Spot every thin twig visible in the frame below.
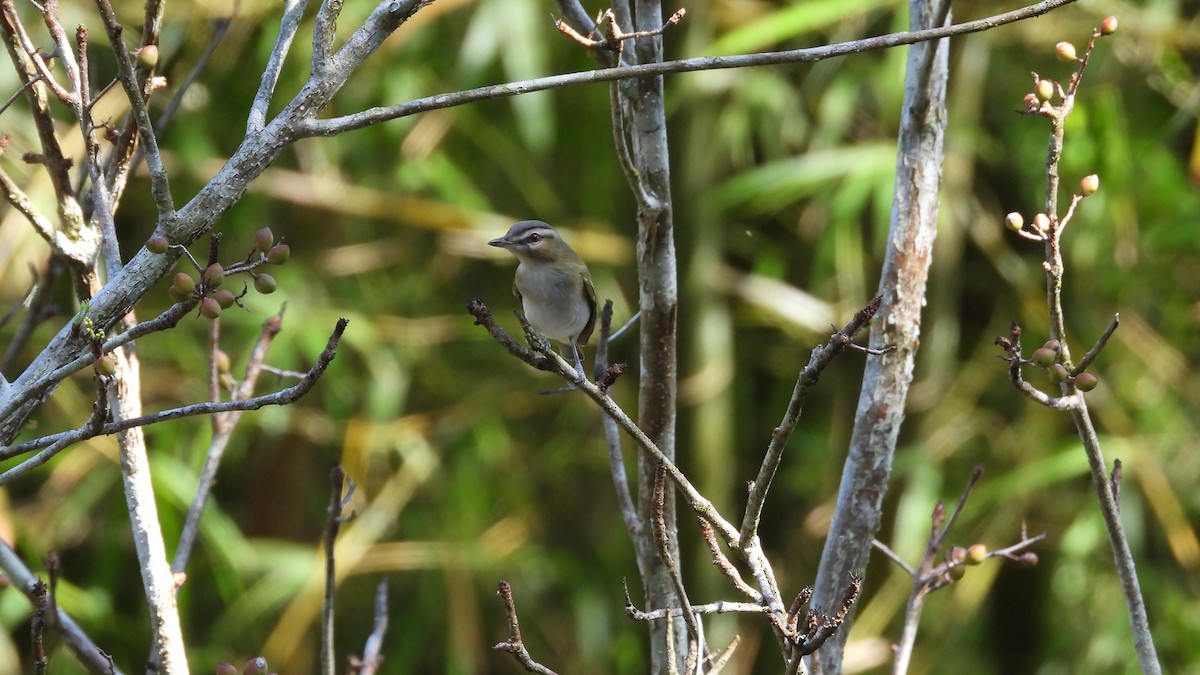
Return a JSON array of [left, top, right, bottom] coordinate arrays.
[[249, 0, 308, 134], [93, 0, 175, 218], [353, 578, 389, 675], [930, 464, 984, 551], [172, 311, 286, 576], [652, 464, 702, 668], [740, 295, 882, 548], [321, 465, 351, 675], [0, 540, 120, 675], [493, 581, 558, 675], [0, 318, 347, 473], [1071, 313, 1119, 376], [299, 0, 1081, 137]]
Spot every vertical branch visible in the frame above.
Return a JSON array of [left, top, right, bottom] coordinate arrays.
[[619, 0, 684, 670], [110, 348, 190, 675], [808, 0, 950, 671], [173, 312, 285, 576], [322, 466, 352, 675], [94, 0, 175, 219]]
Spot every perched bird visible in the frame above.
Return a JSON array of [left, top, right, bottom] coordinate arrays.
[[489, 220, 596, 378]]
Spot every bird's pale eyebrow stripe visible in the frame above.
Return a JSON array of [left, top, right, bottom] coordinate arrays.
[[518, 227, 555, 243]]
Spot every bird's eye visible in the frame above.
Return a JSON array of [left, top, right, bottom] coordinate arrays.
[[529, 233, 541, 243]]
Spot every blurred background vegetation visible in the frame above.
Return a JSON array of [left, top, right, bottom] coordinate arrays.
[[0, 0, 1197, 672]]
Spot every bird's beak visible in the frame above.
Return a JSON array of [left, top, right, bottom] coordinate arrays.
[[488, 237, 509, 248]]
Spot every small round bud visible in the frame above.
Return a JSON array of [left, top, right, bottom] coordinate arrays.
[[1022, 93, 1039, 109], [949, 545, 967, 564], [254, 274, 277, 294], [1080, 174, 1099, 196], [243, 657, 268, 675], [1035, 79, 1055, 101], [200, 297, 222, 319], [215, 350, 232, 374], [172, 272, 196, 295], [95, 355, 116, 377], [949, 564, 966, 580], [1042, 339, 1060, 352], [1055, 41, 1078, 62], [1031, 347, 1057, 368], [267, 244, 290, 265], [1048, 363, 1070, 384], [1100, 16, 1118, 35], [1005, 212, 1024, 231], [215, 664, 238, 675], [1074, 371, 1099, 391], [145, 235, 169, 254], [135, 44, 159, 68], [203, 263, 225, 288], [1033, 213, 1051, 232], [966, 544, 988, 565], [213, 288, 236, 309], [254, 227, 274, 252], [1015, 552, 1039, 567]]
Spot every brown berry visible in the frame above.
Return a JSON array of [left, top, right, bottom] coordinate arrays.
[[1080, 174, 1099, 196], [1023, 93, 1039, 110], [254, 227, 274, 252], [95, 355, 116, 377], [200, 297, 222, 319], [1042, 339, 1060, 352], [146, 235, 169, 254], [135, 44, 159, 68], [949, 564, 966, 580], [254, 274, 277, 294], [1074, 372, 1099, 391], [172, 272, 196, 295], [1048, 363, 1070, 384], [1055, 41, 1078, 62], [1033, 213, 1051, 232], [1035, 79, 1055, 101], [1015, 552, 1039, 567], [1031, 347, 1057, 368], [966, 544, 988, 565], [213, 288, 236, 309], [203, 263, 225, 288], [1100, 16, 1118, 35], [266, 244, 290, 265], [215, 350, 232, 374], [215, 664, 238, 675], [243, 657, 268, 675]]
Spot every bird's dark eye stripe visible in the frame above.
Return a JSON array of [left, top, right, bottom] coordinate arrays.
[[521, 229, 552, 244]]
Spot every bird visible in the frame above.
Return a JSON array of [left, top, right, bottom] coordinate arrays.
[[489, 220, 597, 379]]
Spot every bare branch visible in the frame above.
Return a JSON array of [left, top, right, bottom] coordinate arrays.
[[93, 0, 175, 218], [172, 311, 286, 576], [301, 0, 1080, 137], [249, 0, 308, 135], [322, 465, 351, 675], [1072, 313, 1119, 376], [351, 578, 389, 675], [493, 581, 558, 675], [740, 296, 882, 547], [0, 318, 347, 472]]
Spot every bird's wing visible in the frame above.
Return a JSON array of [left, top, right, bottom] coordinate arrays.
[[578, 271, 597, 346]]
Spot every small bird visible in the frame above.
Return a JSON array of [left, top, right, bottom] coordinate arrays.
[[489, 220, 597, 379]]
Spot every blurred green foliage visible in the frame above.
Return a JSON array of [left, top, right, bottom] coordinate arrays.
[[0, 0, 1197, 673]]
